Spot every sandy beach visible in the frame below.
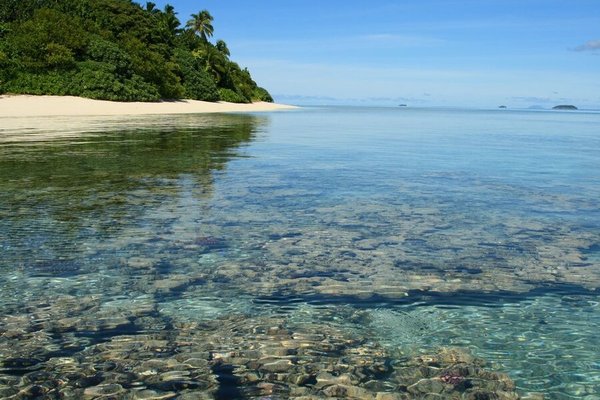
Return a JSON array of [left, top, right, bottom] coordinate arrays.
[[0, 95, 297, 139], [0, 95, 296, 118]]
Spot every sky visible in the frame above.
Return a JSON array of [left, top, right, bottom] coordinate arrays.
[[153, 0, 600, 108]]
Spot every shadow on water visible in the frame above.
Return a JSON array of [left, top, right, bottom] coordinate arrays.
[[254, 282, 600, 309]]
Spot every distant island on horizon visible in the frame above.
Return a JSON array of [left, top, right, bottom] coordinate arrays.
[[552, 105, 578, 110], [0, 0, 272, 103]]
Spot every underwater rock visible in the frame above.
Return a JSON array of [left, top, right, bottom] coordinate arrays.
[[315, 372, 356, 388], [30, 259, 82, 277], [389, 347, 521, 399], [0, 302, 524, 399], [130, 389, 178, 399], [126, 257, 155, 269], [151, 274, 205, 293], [407, 378, 445, 395], [259, 359, 295, 373], [321, 383, 372, 398], [375, 393, 406, 400], [194, 236, 225, 246], [83, 383, 125, 398]]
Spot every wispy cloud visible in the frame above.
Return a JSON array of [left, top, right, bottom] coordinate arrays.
[[273, 94, 428, 106], [241, 57, 599, 107], [274, 94, 339, 102], [230, 33, 445, 56], [366, 96, 427, 103], [510, 96, 571, 104], [572, 39, 600, 52], [359, 34, 444, 46], [511, 96, 552, 104]]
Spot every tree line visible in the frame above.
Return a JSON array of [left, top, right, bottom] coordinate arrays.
[[0, 0, 273, 102]]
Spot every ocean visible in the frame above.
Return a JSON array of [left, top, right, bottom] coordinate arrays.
[[1, 106, 599, 399]]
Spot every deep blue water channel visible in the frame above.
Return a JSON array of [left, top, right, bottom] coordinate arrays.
[[1, 107, 599, 399]]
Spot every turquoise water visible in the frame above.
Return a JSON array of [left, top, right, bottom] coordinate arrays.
[[0, 107, 599, 399]]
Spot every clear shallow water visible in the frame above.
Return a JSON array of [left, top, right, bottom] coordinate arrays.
[[0, 107, 599, 399]]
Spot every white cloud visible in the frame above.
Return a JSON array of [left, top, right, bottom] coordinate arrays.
[[573, 39, 600, 52]]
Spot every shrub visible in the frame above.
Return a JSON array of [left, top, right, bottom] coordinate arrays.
[[218, 88, 249, 103], [86, 37, 131, 74], [5, 8, 88, 69], [181, 68, 219, 101], [0, 22, 9, 37], [2, 71, 73, 95], [45, 43, 75, 68], [252, 87, 273, 102], [121, 36, 183, 99], [3, 63, 161, 101], [156, 60, 184, 99], [0, 49, 9, 88], [174, 48, 219, 101], [71, 62, 160, 101]]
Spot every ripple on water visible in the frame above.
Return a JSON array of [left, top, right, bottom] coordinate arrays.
[[1, 110, 600, 398], [368, 293, 600, 397]]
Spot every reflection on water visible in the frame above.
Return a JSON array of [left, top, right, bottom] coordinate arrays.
[[0, 114, 263, 277], [1, 108, 599, 399]]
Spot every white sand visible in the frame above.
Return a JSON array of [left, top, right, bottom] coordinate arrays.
[[0, 95, 296, 117], [0, 95, 297, 142]]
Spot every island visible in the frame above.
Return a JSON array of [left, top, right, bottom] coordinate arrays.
[[0, 1, 273, 104], [498, 105, 507, 109], [552, 105, 578, 110]]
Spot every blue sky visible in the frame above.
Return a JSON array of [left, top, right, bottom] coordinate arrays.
[[154, 0, 599, 108]]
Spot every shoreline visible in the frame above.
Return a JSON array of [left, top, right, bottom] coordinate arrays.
[[0, 95, 297, 118]]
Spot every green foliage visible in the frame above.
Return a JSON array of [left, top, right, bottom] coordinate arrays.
[[0, 47, 14, 91], [174, 48, 219, 101], [2, 63, 160, 101], [86, 37, 131, 74], [193, 43, 228, 86], [215, 39, 230, 57], [252, 87, 274, 102], [45, 43, 75, 68], [0, 0, 271, 102], [71, 62, 160, 101], [0, 22, 9, 38], [230, 66, 257, 101], [2, 70, 74, 96], [121, 36, 183, 99], [0, 0, 49, 23], [218, 88, 250, 103], [0, 48, 7, 66], [5, 8, 88, 70]]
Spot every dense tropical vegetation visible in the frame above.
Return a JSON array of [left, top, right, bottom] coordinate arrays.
[[0, 0, 273, 102]]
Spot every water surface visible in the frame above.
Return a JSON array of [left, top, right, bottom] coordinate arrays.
[[1, 107, 599, 399]]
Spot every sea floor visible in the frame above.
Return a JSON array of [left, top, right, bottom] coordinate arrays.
[[1, 108, 599, 399]]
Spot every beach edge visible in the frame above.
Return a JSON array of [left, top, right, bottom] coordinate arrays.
[[0, 95, 298, 118]]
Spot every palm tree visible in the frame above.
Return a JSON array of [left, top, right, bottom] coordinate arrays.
[[193, 43, 227, 84], [215, 39, 230, 57], [186, 10, 214, 42], [162, 4, 180, 35], [145, 2, 158, 13]]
